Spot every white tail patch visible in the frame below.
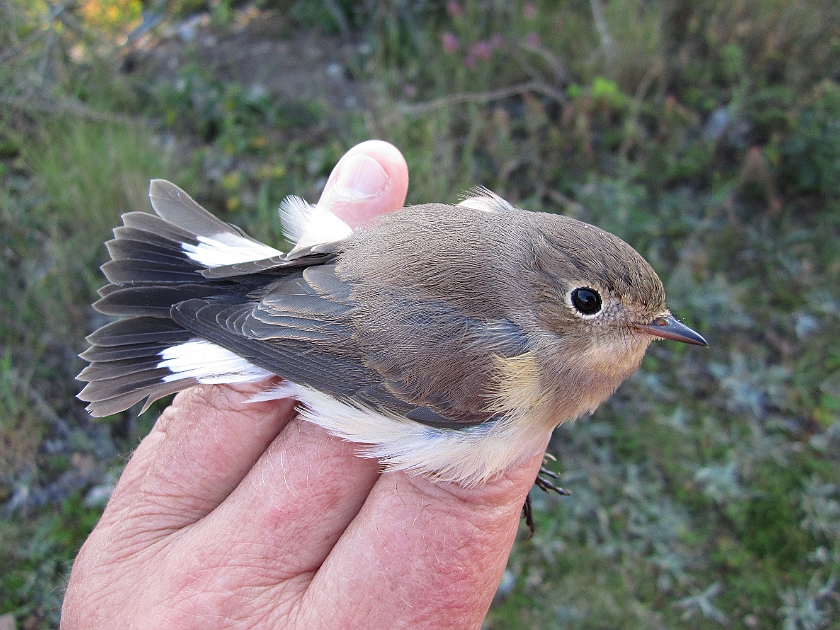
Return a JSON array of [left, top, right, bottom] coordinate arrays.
[[250, 381, 553, 487], [159, 340, 273, 384], [279, 196, 353, 256], [182, 234, 283, 268]]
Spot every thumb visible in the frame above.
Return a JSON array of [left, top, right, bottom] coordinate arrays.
[[317, 140, 409, 228]]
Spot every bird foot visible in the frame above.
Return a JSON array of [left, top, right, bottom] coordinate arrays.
[[521, 458, 571, 537]]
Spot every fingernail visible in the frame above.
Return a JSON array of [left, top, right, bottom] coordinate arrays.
[[334, 154, 389, 198]]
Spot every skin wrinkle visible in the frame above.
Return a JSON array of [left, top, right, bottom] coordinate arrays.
[[92, 435, 163, 530], [136, 384, 295, 519], [258, 427, 298, 498], [261, 602, 300, 630], [313, 585, 375, 630], [200, 422, 378, 584], [312, 477, 503, 627], [305, 463, 529, 628], [414, 495, 484, 569], [264, 423, 357, 507], [295, 572, 345, 628], [277, 448, 293, 495], [103, 512, 176, 563], [134, 476, 210, 523], [156, 545, 286, 628], [108, 492, 189, 552]]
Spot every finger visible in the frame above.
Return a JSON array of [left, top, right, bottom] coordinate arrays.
[[301, 440, 551, 629], [317, 139, 409, 228], [181, 419, 381, 585], [115, 382, 298, 538]]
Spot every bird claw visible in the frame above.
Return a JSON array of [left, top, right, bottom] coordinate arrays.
[[521, 457, 571, 537], [535, 467, 570, 496]]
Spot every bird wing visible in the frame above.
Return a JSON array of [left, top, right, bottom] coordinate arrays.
[[169, 263, 514, 427], [79, 180, 519, 428]]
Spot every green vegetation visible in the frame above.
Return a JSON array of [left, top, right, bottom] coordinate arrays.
[[1, 0, 839, 627]]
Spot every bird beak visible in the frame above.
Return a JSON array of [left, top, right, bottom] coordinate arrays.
[[635, 314, 708, 346]]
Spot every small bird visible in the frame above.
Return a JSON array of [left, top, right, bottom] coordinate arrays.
[[78, 181, 706, 487]]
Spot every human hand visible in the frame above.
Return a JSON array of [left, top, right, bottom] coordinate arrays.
[[61, 140, 548, 629]]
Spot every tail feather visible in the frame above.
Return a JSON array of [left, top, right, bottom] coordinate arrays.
[[78, 180, 286, 417], [79, 199, 214, 416], [78, 356, 164, 381], [149, 178, 264, 244], [79, 317, 197, 408], [112, 225, 195, 250], [82, 379, 198, 418], [78, 323, 202, 416], [101, 258, 205, 284], [79, 368, 176, 400], [93, 284, 228, 317], [78, 327, 203, 415], [121, 210, 199, 244], [80, 341, 173, 362], [86, 317, 191, 347], [105, 237, 195, 265]]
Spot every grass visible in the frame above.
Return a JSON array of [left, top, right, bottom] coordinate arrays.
[[1, 0, 839, 627]]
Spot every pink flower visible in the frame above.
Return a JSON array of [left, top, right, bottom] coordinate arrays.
[[446, 1, 462, 17], [525, 32, 539, 47], [490, 33, 504, 49], [472, 40, 492, 61], [523, 2, 537, 19], [442, 31, 459, 54], [464, 54, 476, 69]]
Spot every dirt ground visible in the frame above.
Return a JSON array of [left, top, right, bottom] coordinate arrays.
[[125, 6, 365, 112]]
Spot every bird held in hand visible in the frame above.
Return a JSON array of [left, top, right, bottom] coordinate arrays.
[[78, 181, 706, 486]]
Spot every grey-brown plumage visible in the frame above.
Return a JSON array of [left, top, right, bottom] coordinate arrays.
[[340, 202, 670, 426], [78, 180, 706, 485]]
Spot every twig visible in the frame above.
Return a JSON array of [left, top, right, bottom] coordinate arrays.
[[0, 94, 135, 124], [617, 60, 663, 160], [124, 10, 165, 46], [46, 0, 75, 22], [321, 0, 351, 38], [390, 80, 568, 123], [546, 188, 587, 216], [6, 368, 72, 439], [518, 42, 572, 86], [37, 24, 58, 88], [0, 23, 46, 65], [0, 0, 74, 65], [589, 0, 613, 53]]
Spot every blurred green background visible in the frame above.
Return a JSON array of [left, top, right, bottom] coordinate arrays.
[[1, 0, 839, 627]]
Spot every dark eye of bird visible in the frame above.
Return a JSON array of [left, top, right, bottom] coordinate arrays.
[[571, 287, 602, 315]]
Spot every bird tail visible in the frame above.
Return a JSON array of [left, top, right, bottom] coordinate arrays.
[[77, 180, 282, 417]]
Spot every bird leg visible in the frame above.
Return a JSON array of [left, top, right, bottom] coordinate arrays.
[[522, 494, 536, 537], [521, 456, 571, 537]]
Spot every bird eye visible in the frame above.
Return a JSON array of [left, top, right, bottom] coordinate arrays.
[[571, 287, 602, 315]]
